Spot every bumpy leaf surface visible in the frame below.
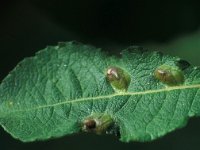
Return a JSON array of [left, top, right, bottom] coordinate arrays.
[[0, 41, 200, 142]]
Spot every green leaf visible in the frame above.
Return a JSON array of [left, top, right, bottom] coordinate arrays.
[[0, 41, 200, 142]]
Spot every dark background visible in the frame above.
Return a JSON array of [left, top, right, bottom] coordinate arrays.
[[1, 0, 200, 150]]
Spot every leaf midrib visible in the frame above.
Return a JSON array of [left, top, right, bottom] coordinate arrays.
[[2, 84, 200, 113]]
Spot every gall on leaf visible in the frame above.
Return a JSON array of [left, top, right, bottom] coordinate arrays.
[[82, 114, 114, 135], [106, 67, 131, 92], [154, 63, 185, 86]]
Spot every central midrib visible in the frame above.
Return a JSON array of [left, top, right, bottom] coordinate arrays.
[[3, 84, 200, 113]]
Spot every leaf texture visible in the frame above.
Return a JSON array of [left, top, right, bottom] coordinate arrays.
[[0, 41, 200, 142]]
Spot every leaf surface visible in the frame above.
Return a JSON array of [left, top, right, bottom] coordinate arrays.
[[0, 41, 200, 142]]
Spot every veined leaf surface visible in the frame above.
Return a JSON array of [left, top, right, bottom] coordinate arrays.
[[0, 41, 200, 142]]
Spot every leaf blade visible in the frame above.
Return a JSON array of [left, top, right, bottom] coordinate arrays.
[[0, 41, 200, 142]]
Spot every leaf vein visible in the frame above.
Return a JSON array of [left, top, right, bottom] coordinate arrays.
[[7, 84, 200, 113]]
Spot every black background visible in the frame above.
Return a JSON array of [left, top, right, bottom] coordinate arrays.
[[1, 0, 200, 150]]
